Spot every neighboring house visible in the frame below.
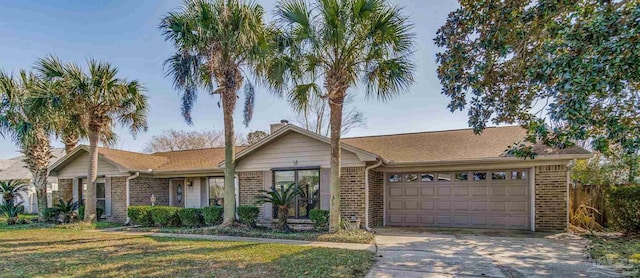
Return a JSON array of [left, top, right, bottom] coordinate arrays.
[[0, 148, 65, 213], [48, 122, 590, 231]]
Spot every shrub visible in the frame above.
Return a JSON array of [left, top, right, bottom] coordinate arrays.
[[607, 186, 640, 234], [128, 206, 154, 227], [309, 209, 330, 230], [78, 204, 85, 221], [238, 206, 260, 227], [0, 200, 24, 225], [41, 208, 58, 223], [150, 206, 181, 227], [202, 206, 224, 225], [178, 208, 204, 227]]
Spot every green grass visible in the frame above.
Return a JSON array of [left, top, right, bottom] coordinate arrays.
[[0, 215, 122, 231], [0, 228, 374, 277], [588, 235, 640, 277], [127, 226, 376, 244]]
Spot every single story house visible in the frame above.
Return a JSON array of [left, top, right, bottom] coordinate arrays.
[[0, 148, 65, 213], [48, 122, 590, 231]]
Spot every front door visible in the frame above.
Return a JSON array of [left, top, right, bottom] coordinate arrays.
[[170, 179, 185, 207]]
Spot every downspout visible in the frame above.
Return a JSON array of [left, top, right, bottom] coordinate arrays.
[[234, 173, 240, 220], [566, 159, 578, 231], [364, 159, 383, 231], [125, 172, 140, 225]]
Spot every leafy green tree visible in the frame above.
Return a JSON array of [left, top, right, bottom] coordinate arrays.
[[0, 71, 57, 217], [265, 0, 415, 231], [435, 1, 640, 182], [36, 57, 149, 222], [160, 0, 268, 225]]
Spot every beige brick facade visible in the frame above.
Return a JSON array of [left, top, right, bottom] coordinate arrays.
[[340, 167, 366, 225], [535, 165, 568, 231], [108, 177, 127, 223], [238, 171, 264, 206], [368, 170, 384, 227], [57, 178, 73, 202]]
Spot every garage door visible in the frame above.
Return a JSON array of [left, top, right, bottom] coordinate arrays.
[[386, 170, 529, 229]]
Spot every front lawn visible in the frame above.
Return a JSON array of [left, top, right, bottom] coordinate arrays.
[[588, 235, 640, 277], [0, 227, 374, 277], [126, 225, 376, 244]]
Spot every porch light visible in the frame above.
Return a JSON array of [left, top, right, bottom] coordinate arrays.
[[186, 178, 192, 187], [150, 194, 156, 206]]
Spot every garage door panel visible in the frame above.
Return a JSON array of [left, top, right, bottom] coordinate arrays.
[[405, 200, 419, 210], [386, 170, 529, 229], [421, 187, 435, 196]]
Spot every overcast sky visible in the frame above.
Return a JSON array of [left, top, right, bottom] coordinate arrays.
[[0, 0, 469, 159]]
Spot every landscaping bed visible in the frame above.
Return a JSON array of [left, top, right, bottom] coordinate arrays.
[[124, 225, 376, 244], [587, 235, 640, 277], [0, 227, 374, 277]]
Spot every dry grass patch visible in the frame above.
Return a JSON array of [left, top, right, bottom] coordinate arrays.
[[0, 228, 373, 277], [588, 235, 640, 277]]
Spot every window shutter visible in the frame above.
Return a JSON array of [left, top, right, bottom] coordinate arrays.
[[105, 177, 112, 216]]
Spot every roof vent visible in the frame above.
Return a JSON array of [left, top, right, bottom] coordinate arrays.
[[270, 120, 289, 133]]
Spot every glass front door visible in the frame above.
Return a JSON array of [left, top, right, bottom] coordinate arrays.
[[273, 169, 320, 219]]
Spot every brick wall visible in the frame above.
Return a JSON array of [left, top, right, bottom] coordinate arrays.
[[57, 178, 73, 202], [129, 177, 170, 206], [535, 165, 568, 231], [109, 177, 127, 223], [340, 167, 366, 226], [238, 171, 264, 206], [368, 170, 384, 227]]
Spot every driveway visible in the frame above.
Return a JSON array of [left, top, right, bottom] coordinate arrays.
[[367, 230, 621, 278]]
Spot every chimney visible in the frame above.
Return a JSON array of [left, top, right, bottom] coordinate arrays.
[[270, 119, 289, 133]]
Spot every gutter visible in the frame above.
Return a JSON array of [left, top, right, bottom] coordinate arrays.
[[125, 171, 140, 225], [364, 159, 383, 231], [384, 154, 593, 167], [234, 173, 239, 220]]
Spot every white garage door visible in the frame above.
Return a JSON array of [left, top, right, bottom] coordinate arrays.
[[386, 170, 530, 230]]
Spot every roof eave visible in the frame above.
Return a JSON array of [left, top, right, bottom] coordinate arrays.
[[385, 153, 592, 167]]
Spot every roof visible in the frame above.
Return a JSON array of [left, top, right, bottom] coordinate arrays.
[[49, 125, 591, 176], [0, 148, 65, 181], [342, 126, 591, 163]]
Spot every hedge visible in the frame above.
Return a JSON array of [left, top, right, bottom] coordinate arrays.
[[238, 206, 260, 227], [178, 208, 204, 227], [128, 206, 154, 227], [150, 206, 182, 227], [607, 186, 640, 234], [309, 209, 330, 230], [202, 206, 224, 225]]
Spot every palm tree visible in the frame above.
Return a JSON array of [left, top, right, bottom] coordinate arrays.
[[36, 57, 149, 222], [159, 0, 268, 225], [265, 0, 415, 231], [0, 180, 29, 203], [0, 71, 57, 217], [255, 184, 301, 231]]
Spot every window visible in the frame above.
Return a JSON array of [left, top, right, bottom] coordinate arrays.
[[273, 169, 320, 219], [511, 171, 527, 180], [421, 173, 435, 182], [473, 172, 487, 181], [389, 174, 401, 182], [404, 174, 419, 182], [455, 172, 469, 181], [492, 172, 507, 180], [438, 173, 452, 181], [96, 178, 106, 219], [208, 178, 224, 206]]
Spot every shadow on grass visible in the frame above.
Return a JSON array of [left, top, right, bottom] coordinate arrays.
[[0, 229, 374, 278]]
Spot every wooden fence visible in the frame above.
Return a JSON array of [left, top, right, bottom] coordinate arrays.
[[569, 184, 607, 226]]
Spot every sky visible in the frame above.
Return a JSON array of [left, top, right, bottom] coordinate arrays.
[[0, 0, 468, 159]]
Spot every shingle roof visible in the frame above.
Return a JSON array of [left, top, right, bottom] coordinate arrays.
[[342, 126, 590, 163], [151, 147, 246, 171], [0, 148, 65, 181]]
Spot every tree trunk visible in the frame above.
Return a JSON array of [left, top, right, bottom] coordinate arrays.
[[21, 128, 51, 218], [63, 134, 79, 154], [277, 205, 289, 231], [84, 130, 100, 222], [328, 92, 345, 232], [221, 89, 237, 226], [33, 169, 48, 215]]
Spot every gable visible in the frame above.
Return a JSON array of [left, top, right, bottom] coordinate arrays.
[[236, 132, 365, 171], [54, 151, 127, 178]]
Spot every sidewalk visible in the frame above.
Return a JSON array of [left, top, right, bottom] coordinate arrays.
[[97, 229, 376, 252]]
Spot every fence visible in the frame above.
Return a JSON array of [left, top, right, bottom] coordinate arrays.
[[569, 184, 607, 226]]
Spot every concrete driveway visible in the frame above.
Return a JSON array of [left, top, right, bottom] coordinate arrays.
[[367, 230, 621, 278]]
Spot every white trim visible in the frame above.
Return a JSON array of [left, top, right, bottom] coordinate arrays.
[[382, 173, 387, 227], [364, 160, 383, 231], [234, 174, 239, 220], [529, 167, 536, 231], [125, 172, 140, 224]]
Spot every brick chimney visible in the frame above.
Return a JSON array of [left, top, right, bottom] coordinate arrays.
[[270, 119, 289, 133]]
